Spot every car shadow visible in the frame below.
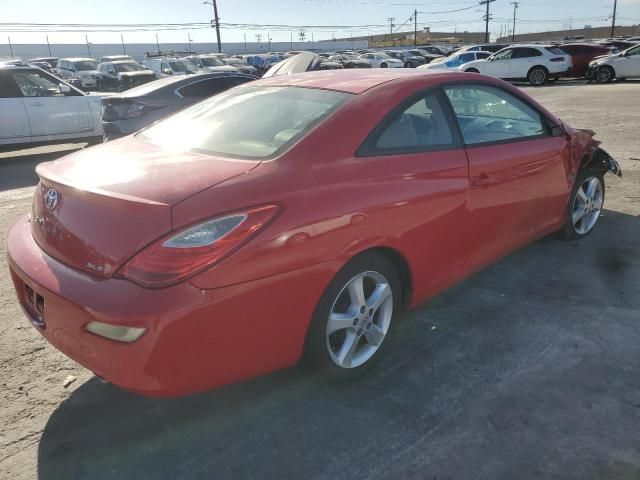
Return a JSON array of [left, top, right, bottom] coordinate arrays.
[[0, 144, 84, 192], [37, 209, 640, 480]]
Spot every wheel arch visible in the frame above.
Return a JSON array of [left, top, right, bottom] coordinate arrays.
[[528, 64, 549, 76]]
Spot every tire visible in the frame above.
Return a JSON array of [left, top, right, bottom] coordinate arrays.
[[527, 66, 548, 86], [303, 252, 401, 379], [380, 62, 388, 68], [595, 65, 615, 84], [465, 68, 479, 73], [404, 61, 414, 68], [559, 168, 605, 240]]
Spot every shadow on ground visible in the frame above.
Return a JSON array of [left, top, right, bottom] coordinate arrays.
[[37, 210, 640, 479]]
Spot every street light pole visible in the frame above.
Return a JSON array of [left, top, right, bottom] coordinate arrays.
[[611, 0, 618, 37], [414, 10, 417, 47], [203, 0, 222, 53], [46, 35, 52, 56], [511, 2, 519, 42]]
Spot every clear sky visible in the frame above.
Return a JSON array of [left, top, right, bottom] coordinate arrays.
[[2, 0, 640, 44]]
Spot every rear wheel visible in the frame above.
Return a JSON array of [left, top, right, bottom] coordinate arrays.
[[559, 169, 605, 240], [595, 66, 615, 83], [380, 62, 388, 68], [303, 252, 401, 379], [527, 66, 548, 86], [465, 68, 479, 73], [404, 61, 414, 68]]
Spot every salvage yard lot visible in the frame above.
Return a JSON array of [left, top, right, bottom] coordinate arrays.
[[1, 82, 639, 479]]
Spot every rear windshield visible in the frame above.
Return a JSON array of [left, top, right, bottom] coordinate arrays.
[[545, 47, 566, 55], [139, 86, 352, 159]]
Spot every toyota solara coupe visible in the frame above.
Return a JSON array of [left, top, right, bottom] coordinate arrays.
[[7, 70, 620, 397]]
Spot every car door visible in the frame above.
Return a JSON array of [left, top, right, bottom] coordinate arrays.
[[508, 47, 541, 78], [355, 89, 472, 299], [0, 70, 31, 144], [484, 48, 514, 77], [11, 69, 93, 139], [443, 83, 571, 262], [617, 45, 640, 77], [100, 63, 117, 89]]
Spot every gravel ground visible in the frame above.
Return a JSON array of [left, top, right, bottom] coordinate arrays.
[[1, 82, 639, 480]]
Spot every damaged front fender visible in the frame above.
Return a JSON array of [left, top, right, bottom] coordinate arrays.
[[584, 147, 622, 177], [565, 126, 622, 181]]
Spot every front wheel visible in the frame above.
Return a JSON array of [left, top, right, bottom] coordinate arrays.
[[303, 252, 401, 378], [380, 62, 388, 68], [559, 169, 605, 240], [595, 66, 614, 84], [528, 66, 548, 86]]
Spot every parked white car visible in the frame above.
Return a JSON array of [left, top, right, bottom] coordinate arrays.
[[143, 57, 198, 77], [182, 55, 237, 73], [589, 44, 640, 83], [55, 58, 100, 89], [0, 63, 103, 148], [358, 52, 404, 68], [419, 51, 492, 71], [460, 45, 572, 86]]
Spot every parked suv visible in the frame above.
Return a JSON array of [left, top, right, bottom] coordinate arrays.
[[144, 57, 198, 77], [55, 58, 100, 89], [183, 55, 237, 73], [461, 45, 571, 86], [97, 60, 157, 92], [0, 63, 103, 148], [558, 43, 611, 77]]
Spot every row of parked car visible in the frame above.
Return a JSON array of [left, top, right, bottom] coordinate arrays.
[[1, 37, 638, 150]]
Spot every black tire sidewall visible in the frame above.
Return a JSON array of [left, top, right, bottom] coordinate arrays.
[[302, 252, 402, 379], [559, 169, 605, 240]]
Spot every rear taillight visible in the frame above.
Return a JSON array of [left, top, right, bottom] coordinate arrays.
[[116, 205, 279, 288], [550, 57, 566, 62]]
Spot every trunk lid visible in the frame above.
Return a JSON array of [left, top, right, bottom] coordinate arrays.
[[32, 137, 261, 278]]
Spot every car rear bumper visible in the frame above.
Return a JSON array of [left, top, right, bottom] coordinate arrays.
[[7, 214, 337, 397]]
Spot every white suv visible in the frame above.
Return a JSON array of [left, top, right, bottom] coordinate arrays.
[[460, 45, 572, 86], [144, 58, 198, 77], [55, 58, 100, 89], [589, 44, 640, 83], [358, 52, 404, 68]]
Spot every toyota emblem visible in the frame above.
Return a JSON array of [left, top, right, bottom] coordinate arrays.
[[45, 189, 59, 210]]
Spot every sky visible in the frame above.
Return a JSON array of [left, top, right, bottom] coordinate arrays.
[[2, 0, 640, 45]]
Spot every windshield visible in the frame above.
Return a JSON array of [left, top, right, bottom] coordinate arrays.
[[115, 62, 144, 72], [169, 61, 197, 73], [139, 86, 352, 159], [73, 61, 97, 71], [200, 57, 225, 67]]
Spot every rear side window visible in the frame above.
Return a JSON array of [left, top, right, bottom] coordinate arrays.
[[476, 52, 491, 59], [359, 91, 457, 155], [513, 48, 542, 58], [444, 84, 547, 145], [459, 53, 475, 62], [177, 77, 252, 99], [140, 86, 351, 159], [546, 47, 566, 55], [12, 70, 64, 97]]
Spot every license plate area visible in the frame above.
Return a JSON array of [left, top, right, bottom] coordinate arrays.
[[23, 283, 46, 329]]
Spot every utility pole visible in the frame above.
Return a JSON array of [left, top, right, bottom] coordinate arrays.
[[155, 33, 160, 55], [413, 9, 418, 47], [8, 36, 14, 59], [387, 17, 395, 35], [268, 32, 271, 52], [510, 2, 519, 42], [479, 0, 495, 43], [611, 0, 618, 37], [204, 0, 222, 53], [187, 33, 193, 52], [85, 35, 91, 57], [243, 32, 247, 53], [46, 35, 51, 56], [121, 34, 126, 54], [299, 29, 306, 43]]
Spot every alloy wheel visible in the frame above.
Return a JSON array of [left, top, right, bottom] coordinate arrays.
[[596, 66, 613, 83], [572, 176, 603, 235], [325, 271, 393, 369], [529, 68, 547, 86]]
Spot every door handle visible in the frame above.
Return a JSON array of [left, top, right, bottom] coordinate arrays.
[[472, 173, 498, 187]]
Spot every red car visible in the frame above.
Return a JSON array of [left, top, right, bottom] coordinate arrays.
[[7, 69, 621, 397], [558, 43, 612, 77]]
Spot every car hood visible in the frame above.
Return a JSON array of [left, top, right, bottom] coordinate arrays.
[[591, 53, 617, 64], [32, 137, 262, 278], [263, 52, 324, 77]]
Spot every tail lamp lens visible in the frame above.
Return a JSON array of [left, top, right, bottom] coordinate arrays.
[[117, 205, 279, 288]]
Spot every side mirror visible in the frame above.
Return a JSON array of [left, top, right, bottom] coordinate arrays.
[[162, 68, 172, 75], [59, 83, 72, 95], [550, 125, 564, 137]]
